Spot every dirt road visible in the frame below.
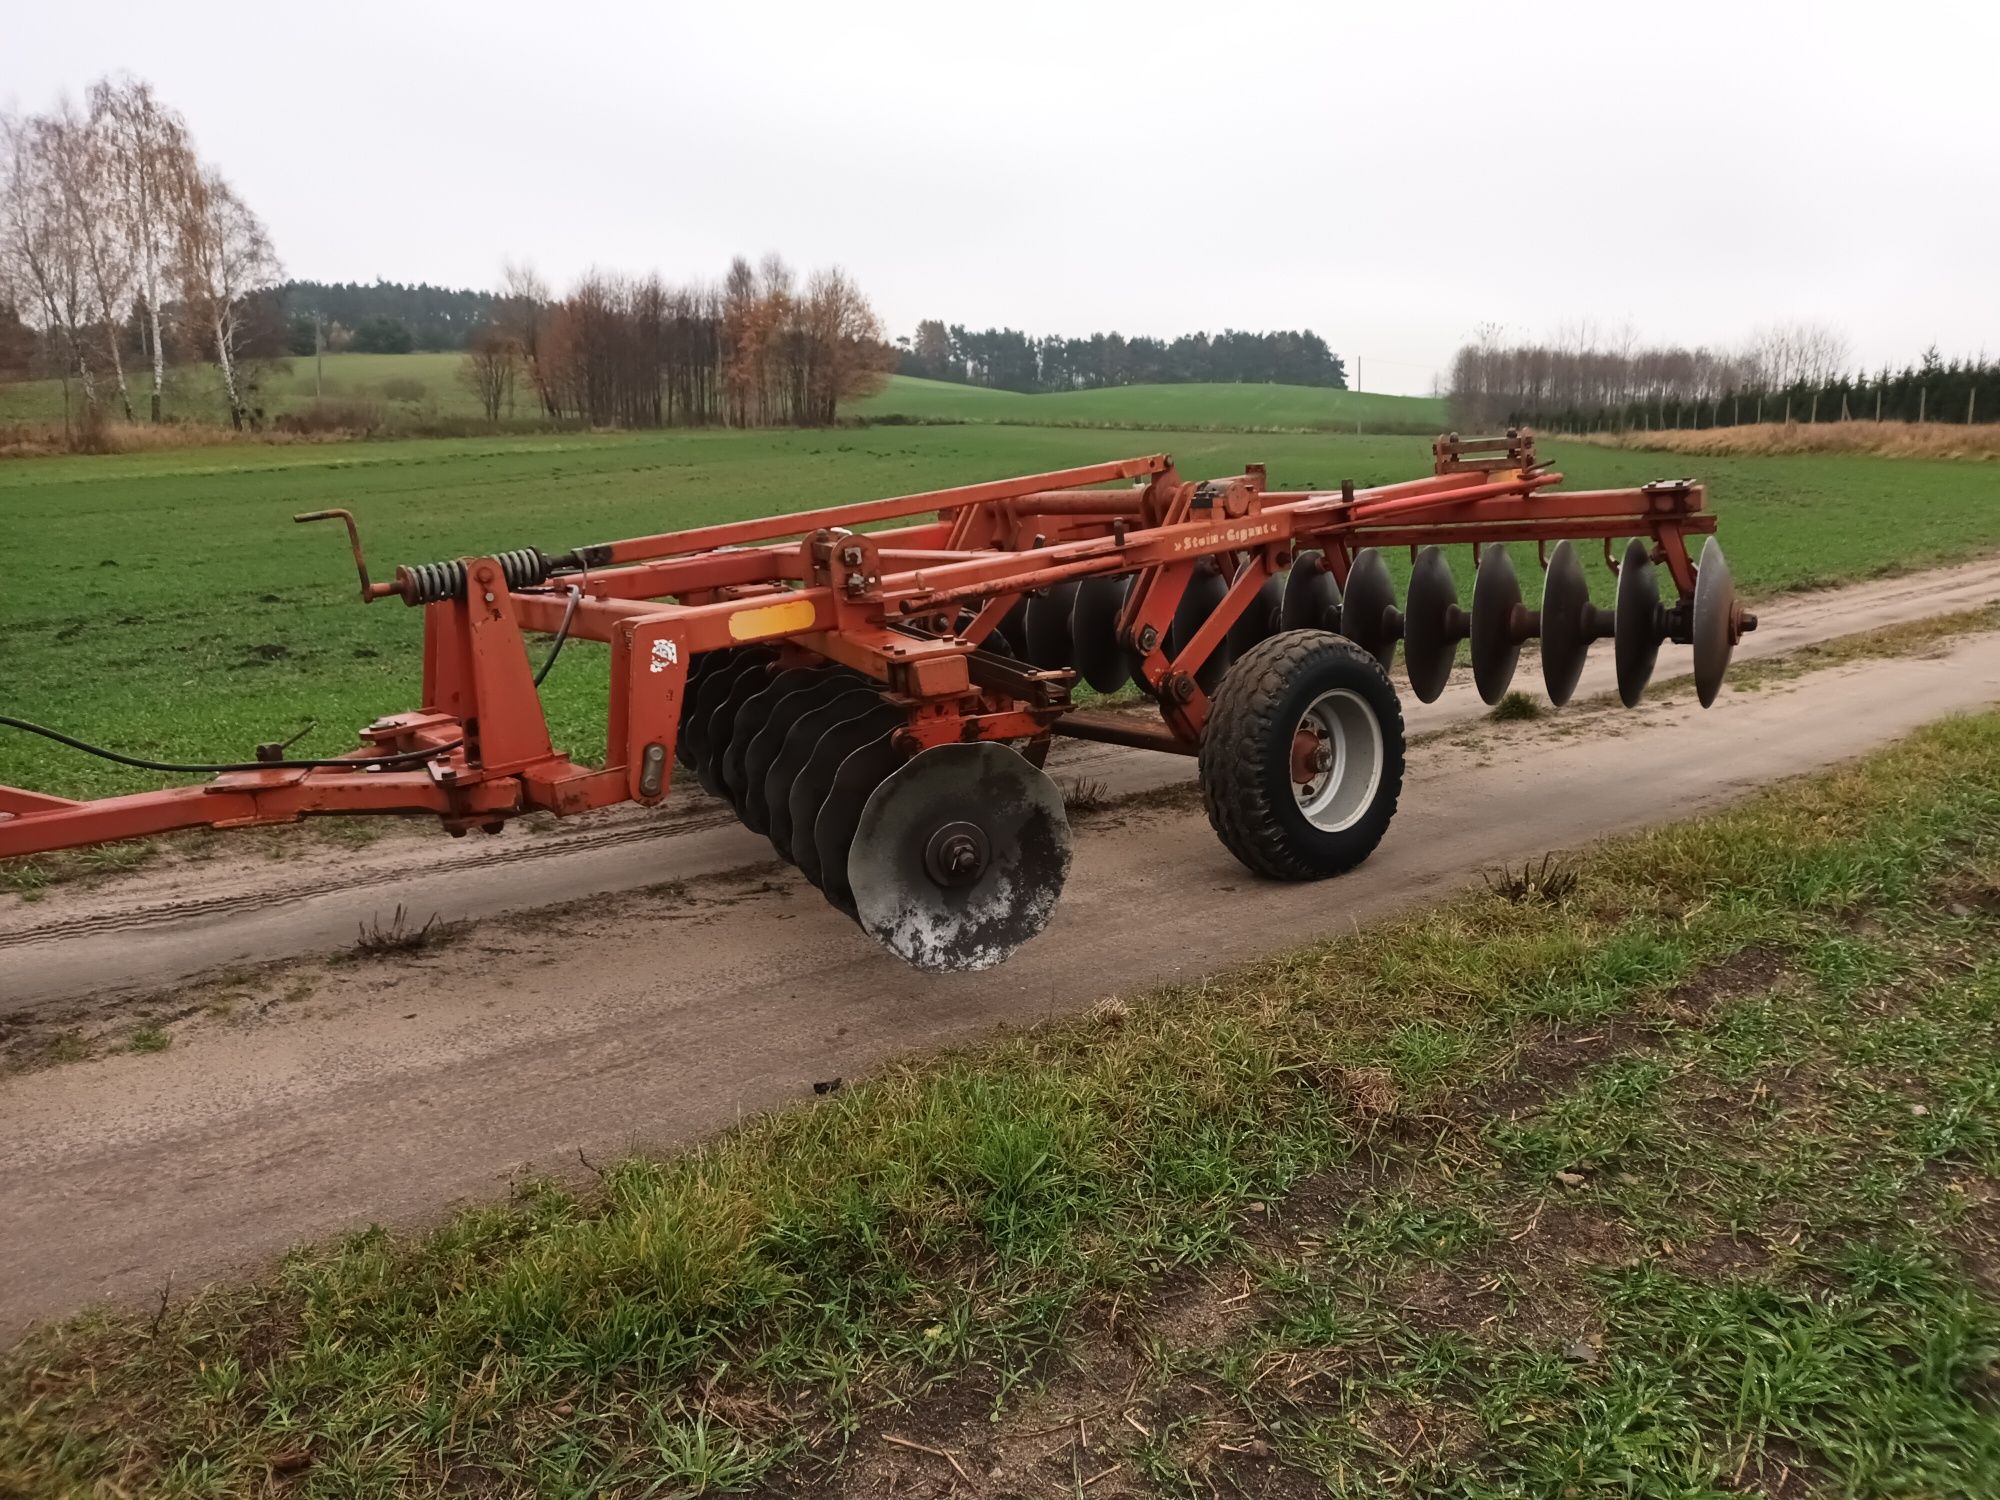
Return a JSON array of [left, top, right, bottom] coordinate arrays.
[[2, 560, 1997, 1338]]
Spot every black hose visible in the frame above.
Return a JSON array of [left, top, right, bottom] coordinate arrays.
[[534, 586, 582, 688], [0, 715, 462, 776]]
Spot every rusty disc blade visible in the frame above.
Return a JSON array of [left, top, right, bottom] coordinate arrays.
[[787, 704, 905, 884], [1469, 545, 1523, 704], [738, 671, 860, 834], [1339, 548, 1401, 669], [1401, 545, 1462, 704], [1540, 541, 1595, 707], [1614, 539, 1664, 708], [1692, 535, 1737, 708], [761, 687, 880, 855], [814, 732, 908, 920], [1069, 574, 1131, 693], [720, 666, 821, 812], [1024, 581, 1081, 670], [850, 742, 1072, 972], [1281, 550, 1343, 633], [698, 659, 782, 798], [680, 649, 773, 775]]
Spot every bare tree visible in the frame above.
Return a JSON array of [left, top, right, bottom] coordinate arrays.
[[459, 325, 520, 422], [90, 76, 192, 422], [173, 163, 278, 429], [41, 99, 137, 419], [1, 112, 98, 431]]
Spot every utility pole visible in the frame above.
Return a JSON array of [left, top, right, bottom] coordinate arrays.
[[314, 313, 325, 399]]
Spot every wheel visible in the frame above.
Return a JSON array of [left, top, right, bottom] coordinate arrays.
[[1199, 630, 1405, 880]]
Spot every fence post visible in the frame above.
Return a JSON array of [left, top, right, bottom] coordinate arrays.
[[1875, 389, 1882, 422], [1809, 390, 1820, 423], [1840, 392, 1849, 421], [1784, 394, 1792, 424], [1969, 388, 1978, 425], [1919, 388, 1926, 423]]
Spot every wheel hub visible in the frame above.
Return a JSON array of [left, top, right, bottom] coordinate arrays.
[[924, 821, 990, 886]]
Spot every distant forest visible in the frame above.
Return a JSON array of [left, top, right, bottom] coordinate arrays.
[[897, 320, 1347, 393], [278, 281, 501, 353]]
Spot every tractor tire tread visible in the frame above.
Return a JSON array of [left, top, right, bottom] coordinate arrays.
[[1198, 629, 1405, 880]]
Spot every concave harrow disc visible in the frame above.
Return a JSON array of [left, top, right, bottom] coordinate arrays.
[[1692, 536, 1738, 708], [787, 703, 905, 882], [1539, 540, 1596, 707], [849, 742, 1071, 972], [1340, 548, 1402, 669], [1469, 545, 1524, 705], [1069, 574, 1132, 693], [1614, 539, 1664, 708], [1402, 545, 1465, 704], [1281, 550, 1343, 633]]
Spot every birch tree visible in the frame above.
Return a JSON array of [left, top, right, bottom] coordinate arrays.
[[90, 77, 192, 422], [0, 112, 99, 426], [41, 100, 137, 419], [174, 164, 278, 428]]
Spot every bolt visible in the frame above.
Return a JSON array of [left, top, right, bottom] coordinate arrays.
[[1138, 625, 1158, 652], [484, 591, 496, 603], [941, 833, 979, 878]]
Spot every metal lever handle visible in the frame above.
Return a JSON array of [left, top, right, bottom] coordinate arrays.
[[294, 509, 390, 602]]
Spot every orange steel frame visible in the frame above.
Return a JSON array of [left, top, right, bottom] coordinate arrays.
[[0, 433, 1714, 861]]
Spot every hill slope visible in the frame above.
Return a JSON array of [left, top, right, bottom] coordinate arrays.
[[854, 375, 1445, 432]]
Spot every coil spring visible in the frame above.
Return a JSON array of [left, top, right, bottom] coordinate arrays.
[[395, 548, 549, 605]]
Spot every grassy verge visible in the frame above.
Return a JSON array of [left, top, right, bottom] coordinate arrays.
[[1576, 420, 2000, 462], [6, 713, 2000, 1495]]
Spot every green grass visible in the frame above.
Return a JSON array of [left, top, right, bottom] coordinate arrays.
[[4, 425, 2000, 804], [0, 352, 488, 426], [854, 374, 1447, 432], [6, 711, 2000, 1496]]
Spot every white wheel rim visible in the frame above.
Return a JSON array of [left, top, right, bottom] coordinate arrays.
[[1292, 688, 1383, 832]]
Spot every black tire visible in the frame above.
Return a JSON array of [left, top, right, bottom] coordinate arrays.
[[1199, 630, 1404, 880]]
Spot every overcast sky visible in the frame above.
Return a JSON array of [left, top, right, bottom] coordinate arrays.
[[8, 0, 1995, 394]]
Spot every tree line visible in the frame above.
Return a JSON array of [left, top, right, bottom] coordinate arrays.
[[0, 75, 279, 431], [1450, 323, 1997, 431], [455, 256, 893, 428], [280, 280, 504, 355], [898, 321, 1348, 393]]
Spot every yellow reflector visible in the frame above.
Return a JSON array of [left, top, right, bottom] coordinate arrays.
[[728, 597, 818, 641]]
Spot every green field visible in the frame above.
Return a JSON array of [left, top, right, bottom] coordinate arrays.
[[855, 374, 1447, 431], [0, 352, 490, 426], [4, 423, 1998, 804], [1, 359, 1444, 434]]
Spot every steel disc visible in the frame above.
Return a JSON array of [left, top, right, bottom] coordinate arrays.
[[698, 659, 780, 797], [849, 742, 1072, 972], [1469, 545, 1523, 705], [1169, 559, 1231, 693], [1540, 541, 1595, 706], [722, 667, 824, 812], [1402, 545, 1463, 704], [680, 649, 772, 774], [1226, 570, 1286, 663], [1340, 548, 1401, 669], [788, 705, 905, 883], [813, 732, 908, 919], [1024, 581, 1081, 670], [1069, 574, 1131, 693], [764, 689, 883, 861], [740, 674, 868, 834], [1614, 539, 1664, 708], [1691, 536, 1737, 708], [1282, 550, 1343, 633]]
